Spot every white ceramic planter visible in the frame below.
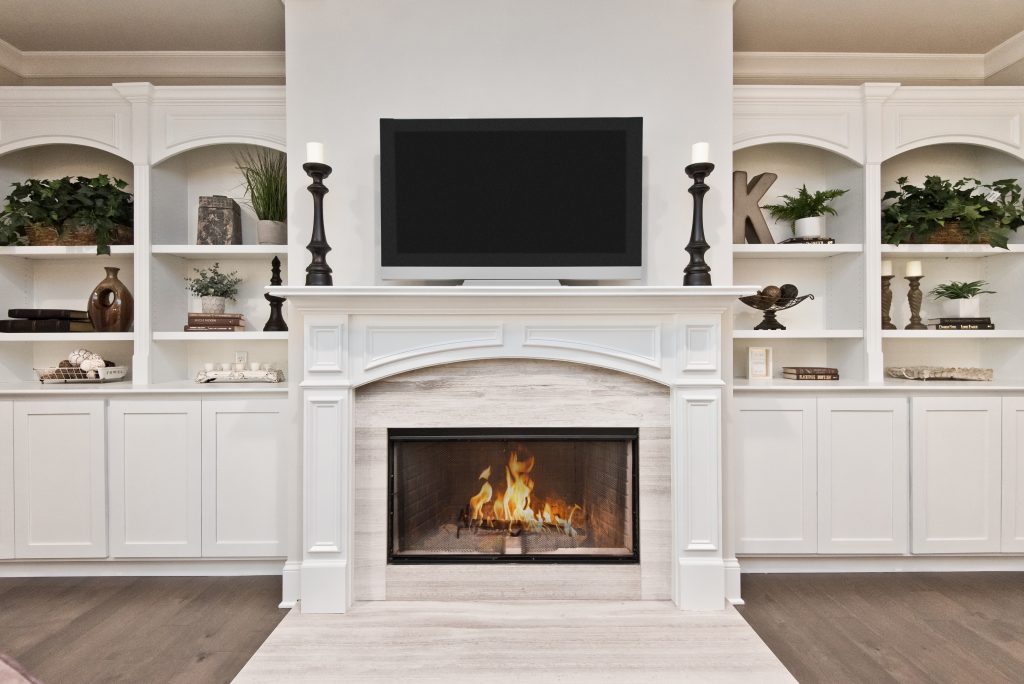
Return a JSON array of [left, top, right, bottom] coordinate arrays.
[[201, 296, 227, 314], [794, 216, 824, 238], [257, 220, 287, 245], [939, 297, 981, 319]]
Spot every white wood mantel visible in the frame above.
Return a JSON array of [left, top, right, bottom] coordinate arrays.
[[276, 285, 751, 613]]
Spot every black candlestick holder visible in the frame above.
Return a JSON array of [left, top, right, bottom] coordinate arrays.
[[263, 256, 288, 332], [684, 162, 714, 286], [303, 162, 333, 286]]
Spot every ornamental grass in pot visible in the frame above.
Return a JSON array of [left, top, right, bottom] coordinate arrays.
[[882, 175, 1024, 249], [184, 262, 243, 314], [236, 147, 287, 245], [761, 184, 848, 238], [929, 280, 995, 319], [0, 175, 133, 254]]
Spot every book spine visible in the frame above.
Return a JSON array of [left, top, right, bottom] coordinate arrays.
[[934, 324, 995, 330], [783, 374, 840, 380], [187, 318, 244, 326], [183, 325, 245, 332], [937, 318, 991, 325], [0, 319, 93, 333]]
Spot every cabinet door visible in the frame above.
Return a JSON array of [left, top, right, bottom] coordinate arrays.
[[202, 399, 287, 557], [1003, 398, 1024, 553], [14, 400, 107, 558], [818, 398, 909, 554], [734, 397, 817, 554], [0, 401, 13, 559], [109, 400, 202, 557], [912, 397, 1001, 554]]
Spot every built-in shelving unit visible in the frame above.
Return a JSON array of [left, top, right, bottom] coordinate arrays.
[[733, 83, 1024, 387], [0, 84, 288, 390]]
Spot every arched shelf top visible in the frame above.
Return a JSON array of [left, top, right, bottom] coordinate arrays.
[[733, 137, 863, 165], [883, 138, 1024, 164], [351, 353, 672, 391], [152, 137, 287, 166], [0, 137, 131, 162]]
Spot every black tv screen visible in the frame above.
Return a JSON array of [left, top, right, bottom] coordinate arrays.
[[380, 117, 642, 279]]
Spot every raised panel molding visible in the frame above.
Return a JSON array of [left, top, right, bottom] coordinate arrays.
[[734, 111, 854, 156], [0, 401, 12, 559], [675, 390, 721, 551], [523, 325, 661, 368], [305, 318, 346, 381], [0, 111, 127, 158], [1003, 398, 1024, 553], [681, 323, 719, 374], [304, 392, 349, 556], [159, 112, 286, 159], [891, 111, 1022, 155], [365, 325, 503, 370]]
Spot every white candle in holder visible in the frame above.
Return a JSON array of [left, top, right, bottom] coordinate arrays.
[[881, 260, 893, 277], [905, 260, 922, 277], [691, 142, 710, 164], [306, 142, 325, 164]]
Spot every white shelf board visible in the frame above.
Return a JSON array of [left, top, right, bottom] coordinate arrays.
[[0, 380, 287, 395], [0, 332, 135, 343], [733, 329, 863, 339], [881, 244, 1024, 259], [733, 243, 863, 259], [153, 331, 289, 341], [734, 377, 1024, 392], [882, 330, 1024, 339], [0, 245, 134, 259], [153, 245, 288, 260]]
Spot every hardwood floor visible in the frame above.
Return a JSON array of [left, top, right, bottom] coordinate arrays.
[[0, 576, 287, 684], [737, 573, 1024, 684], [237, 600, 794, 683]]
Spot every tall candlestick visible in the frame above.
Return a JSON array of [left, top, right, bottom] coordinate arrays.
[[306, 142, 325, 164], [904, 260, 922, 278], [303, 161, 334, 286], [905, 276, 926, 330], [683, 161, 715, 286], [881, 275, 896, 330], [691, 142, 710, 165]]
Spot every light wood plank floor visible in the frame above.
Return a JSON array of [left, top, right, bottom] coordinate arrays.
[[236, 600, 794, 683], [0, 576, 286, 684]]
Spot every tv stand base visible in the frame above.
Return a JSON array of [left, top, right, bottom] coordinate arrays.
[[461, 280, 562, 287]]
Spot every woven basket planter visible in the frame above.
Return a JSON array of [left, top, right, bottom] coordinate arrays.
[[25, 222, 133, 247]]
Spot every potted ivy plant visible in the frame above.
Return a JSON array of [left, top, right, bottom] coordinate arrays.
[[0, 175, 133, 254], [882, 175, 1024, 249], [928, 280, 995, 319], [762, 185, 849, 239], [236, 147, 287, 245], [184, 262, 243, 314]]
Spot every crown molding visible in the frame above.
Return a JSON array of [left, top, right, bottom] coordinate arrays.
[[985, 29, 1024, 79], [0, 37, 284, 80], [734, 51, 985, 85]]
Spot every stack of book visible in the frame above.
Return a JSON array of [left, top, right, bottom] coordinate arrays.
[[782, 366, 839, 381], [778, 237, 836, 245], [0, 309, 94, 333], [185, 312, 245, 332], [928, 317, 994, 330]]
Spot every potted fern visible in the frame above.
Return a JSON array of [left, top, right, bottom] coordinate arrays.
[[184, 262, 243, 314], [929, 280, 995, 319], [236, 147, 287, 245], [762, 185, 849, 239]]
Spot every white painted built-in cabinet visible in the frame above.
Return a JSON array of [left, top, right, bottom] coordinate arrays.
[[1, 396, 287, 566]]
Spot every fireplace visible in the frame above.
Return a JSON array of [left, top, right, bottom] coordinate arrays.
[[388, 428, 640, 564]]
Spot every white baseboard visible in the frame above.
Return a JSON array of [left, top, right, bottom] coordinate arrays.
[[739, 555, 1024, 573], [280, 559, 302, 608], [0, 559, 285, 577]]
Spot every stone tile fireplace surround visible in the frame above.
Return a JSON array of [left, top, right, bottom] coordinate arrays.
[[278, 286, 747, 612]]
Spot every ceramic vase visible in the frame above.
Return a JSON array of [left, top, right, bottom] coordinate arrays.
[[794, 216, 824, 238], [257, 220, 287, 245], [88, 266, 134, 332], [201, 296, 227, 314], [939, 297, 981, 319]]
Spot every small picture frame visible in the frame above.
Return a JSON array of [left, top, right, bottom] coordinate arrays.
[[748, 346, 772, 381]]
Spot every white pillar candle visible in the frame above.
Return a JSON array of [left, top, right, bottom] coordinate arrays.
[[905, 260, 922, 277], [691, 142, 710, 164], [881, 260, 893, 277], [306, 142, 325, 164]]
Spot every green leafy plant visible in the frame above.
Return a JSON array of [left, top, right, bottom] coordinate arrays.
[[235, 147, 286, 222], [184, 262, 242, 299], [882, 176, 1024, 249], [0, 175, 134, 254], [928, 280, 996, 301], [761, 185, 849, 233]]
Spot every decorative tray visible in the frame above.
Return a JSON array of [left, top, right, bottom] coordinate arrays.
[[195, 369, 286, 384], [34, 365, 130, 384]]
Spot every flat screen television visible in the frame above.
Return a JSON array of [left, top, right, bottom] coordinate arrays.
[[380, 117, 642, 281]]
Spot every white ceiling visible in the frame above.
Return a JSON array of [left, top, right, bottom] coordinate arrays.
[[734, 0, 1024, 54], [0, 0, 284, 51]]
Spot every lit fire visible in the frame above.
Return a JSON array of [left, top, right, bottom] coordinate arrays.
[[466, 450, 581, 536]]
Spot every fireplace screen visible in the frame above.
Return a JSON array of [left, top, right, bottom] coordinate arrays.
[[388, 428, 639, 563]]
